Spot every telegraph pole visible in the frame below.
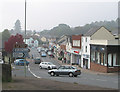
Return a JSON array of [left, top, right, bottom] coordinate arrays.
[[24, 0, 27, 77], [25, 0, 26, 43]]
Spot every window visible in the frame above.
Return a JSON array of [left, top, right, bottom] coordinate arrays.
[[85, 46, 87, 53], [82, 38, 84, 42], [96, 52, 99, 63], [104, 54, 106, 66], [116, 53, 120, 65], [108, 54, 112, 66], [101, 53, 105, 65], [113, 54, 116, 66], [58, 66, 65, 69], [73, 40, 80, 47], [86, 38, 87, 42], [91, 51, 95, 62]]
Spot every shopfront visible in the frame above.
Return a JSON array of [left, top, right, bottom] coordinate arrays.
[[90, 45, 120, 73], [71, 49, 81, 66]]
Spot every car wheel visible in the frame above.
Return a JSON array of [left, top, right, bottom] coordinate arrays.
[[39, 66, 42, 69], [48, 66, 51, 70], [69, 73, 73, 77], [50, 72, 55, 76], [74, 75, 77, 77]]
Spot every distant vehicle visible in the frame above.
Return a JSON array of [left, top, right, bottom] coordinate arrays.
[[47, 51, 52, 56], [34, 57, 41, 64], [37, 47, 41, 53], [44, 48, 48, 53], [47, 51, 54, 58], [14, 59, 29, 66], [39, 62, 57, 69], [41, 52, 47, 57], [48, 65, 81, 77], [0, 59, 4, 64]]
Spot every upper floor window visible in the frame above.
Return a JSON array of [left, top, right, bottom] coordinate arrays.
[[82, 38, 84, 42], [85, 46, 87, 52], [73, 40, 80, 47], [86, 38, 87, 42]]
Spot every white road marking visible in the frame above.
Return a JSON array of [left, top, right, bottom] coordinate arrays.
[[28, 65, 41, 79], [96, 79, 107, 81]]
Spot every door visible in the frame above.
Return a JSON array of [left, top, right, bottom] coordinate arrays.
[[85, 59, 88, 69], [57, 66, 65, 75]]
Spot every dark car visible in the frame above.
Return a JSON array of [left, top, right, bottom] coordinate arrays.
[[34, 57, 41, 64], [48, 65, 81, 77]]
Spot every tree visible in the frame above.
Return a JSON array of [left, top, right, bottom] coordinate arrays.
[[2, 29, 11, 48], [4, 34, 24, 53], [14, 19, 21, 34]]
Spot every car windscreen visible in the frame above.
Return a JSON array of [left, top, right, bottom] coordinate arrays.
[[20, 60, 26, 62], [47, 62, 53, 65], [71, 66, 77, 69]]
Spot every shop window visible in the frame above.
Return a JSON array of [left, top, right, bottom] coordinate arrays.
[[96, 52, 100, 64], [117, 53, 120, 65], [113, 54, 116, 66], [108, 54, 112, 66], [100, 53, 105, 65], [104, 54, 107, 66], [91, 51, 95, 62]]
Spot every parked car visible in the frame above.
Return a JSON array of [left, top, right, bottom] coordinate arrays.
[[39, 62, 57, 69], [34, 57, 41, 64], [41, 51, 47, 57], [14, 59, 29, 66], [48, 65, 81, 77], [47, 51, 52, 56], [47, 51, 54, 58], [0, 59, 4, 64], [58, 57, 62, 60]]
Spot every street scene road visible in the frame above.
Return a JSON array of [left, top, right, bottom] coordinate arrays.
[[24, 48, 118, 89]]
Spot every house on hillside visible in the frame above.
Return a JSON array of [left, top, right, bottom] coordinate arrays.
[[24, 37, 38, 48], [41, 37, 47, 42]]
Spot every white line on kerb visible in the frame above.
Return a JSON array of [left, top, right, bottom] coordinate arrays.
[[96, 79, 107, 81], [28, 65, 41, 79]]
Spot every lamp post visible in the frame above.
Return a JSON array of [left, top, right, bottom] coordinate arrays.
[[24, 0, 27, 77]]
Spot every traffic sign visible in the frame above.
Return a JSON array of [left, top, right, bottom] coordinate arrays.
[[13, 52, 28, 58], [14, 43, 27, 48], [13, 48, 29, 52]]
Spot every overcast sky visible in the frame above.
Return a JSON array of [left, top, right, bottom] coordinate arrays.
[[0, 0, 119, 32]]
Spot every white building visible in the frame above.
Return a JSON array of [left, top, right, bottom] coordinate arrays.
[[24, 37, 39, 48], [81, 36, 90, 69]]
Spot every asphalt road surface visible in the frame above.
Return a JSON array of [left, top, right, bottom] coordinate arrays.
[[13, 47, 119, 89]]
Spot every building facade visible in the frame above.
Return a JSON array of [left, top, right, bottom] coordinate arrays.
[[71, 35, 82, 66], [90, 26, 120, 73], [24, 37, 38, 48], [81, 36, 90, 69]]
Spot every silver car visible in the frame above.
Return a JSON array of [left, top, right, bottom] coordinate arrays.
[[48, 65, 81, 77]]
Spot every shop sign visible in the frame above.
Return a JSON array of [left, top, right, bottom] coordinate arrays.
[[74, 51, 79, 54]]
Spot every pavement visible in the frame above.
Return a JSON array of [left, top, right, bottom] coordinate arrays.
[[2, 77, 115, 90]]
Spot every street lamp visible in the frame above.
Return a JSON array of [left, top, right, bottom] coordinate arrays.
[[24, 0, 27, 77]]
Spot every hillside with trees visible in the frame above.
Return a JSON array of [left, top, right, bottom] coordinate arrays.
[[39, 19, 118, 37]]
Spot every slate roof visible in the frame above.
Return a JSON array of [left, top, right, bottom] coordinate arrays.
[[84, 26, 101, 36]]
